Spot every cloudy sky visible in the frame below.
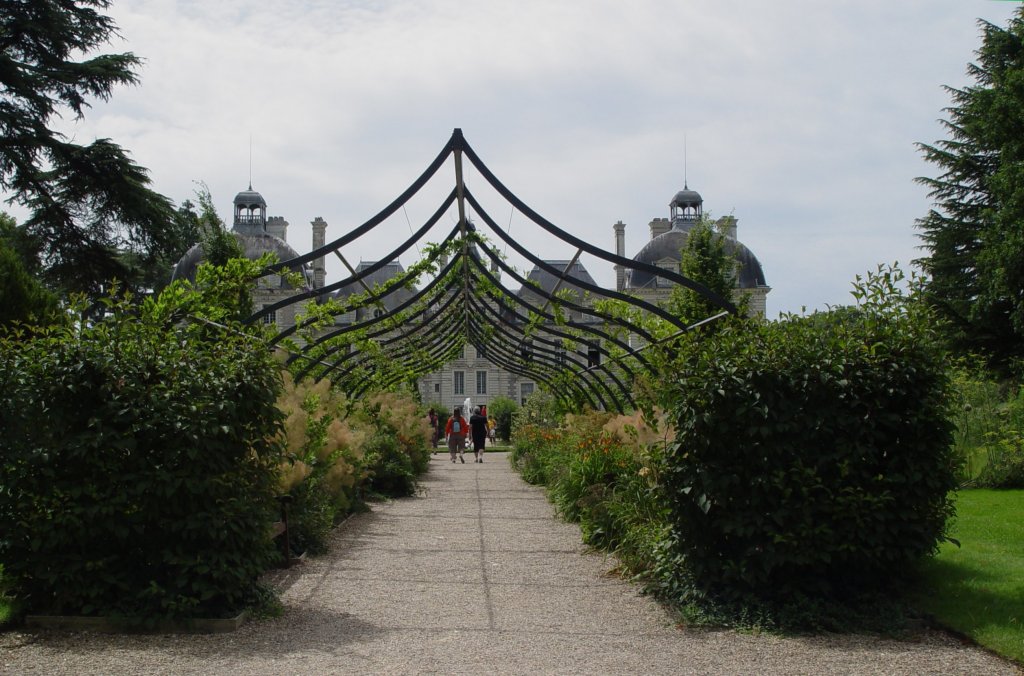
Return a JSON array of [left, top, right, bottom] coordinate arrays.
[[36, 0, 1023, 316]]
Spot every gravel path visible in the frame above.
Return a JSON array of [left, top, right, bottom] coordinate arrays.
[[1, 452, 1018, 675]]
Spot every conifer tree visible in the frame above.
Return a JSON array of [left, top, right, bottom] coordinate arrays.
[[0, 0, 174, 297], [916, 9, 1024, 374]]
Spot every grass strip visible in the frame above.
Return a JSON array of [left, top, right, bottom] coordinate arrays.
[[914, 489, 1024, 664]]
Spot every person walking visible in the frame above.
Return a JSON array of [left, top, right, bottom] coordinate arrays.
[[469, 406, 488, 463], [445, 407, 468, 463]]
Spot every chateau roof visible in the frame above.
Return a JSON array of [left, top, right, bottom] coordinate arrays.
[[331, 261, 417, 311], [517, 260, 597, 301], [627, 229, 767, 290], [170, 231, 313, 288]]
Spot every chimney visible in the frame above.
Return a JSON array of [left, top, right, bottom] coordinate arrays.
[[613, 221, 626, 292], [266, 216, 289, 242], [311, 217, 327, 289], [649, 217, 671, 239], [718, 215, 738, 239]]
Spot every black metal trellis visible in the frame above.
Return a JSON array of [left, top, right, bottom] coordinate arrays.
[[245, 129, 736, 409]]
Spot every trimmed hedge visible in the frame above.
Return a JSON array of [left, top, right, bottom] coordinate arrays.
[[0, 295, 284, 621], [659, 275, 958, 603]]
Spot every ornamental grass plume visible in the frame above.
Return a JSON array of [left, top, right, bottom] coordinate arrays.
[[279, 460, 312, 493], [602, 409, 675, 451], [367, 391, 432, 451]]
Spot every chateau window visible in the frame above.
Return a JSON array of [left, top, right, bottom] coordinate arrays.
[[262, 306, 277, 326], [520, 382, 534, 405], [453, 371, 465, 395], [434, 383, 440, 393], [476, 371, 487, 395]]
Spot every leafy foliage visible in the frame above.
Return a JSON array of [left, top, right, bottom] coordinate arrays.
[[0, 283, 284, 621], [512, 388, 564, 435], [916, 8, 1024, 374], [949, 367, 1024, 486], [355, 392, 431, 497], [511, 411, 666, 559], [0, 0, 177, 299], [0, 245, 60, 331], [487, 395, 518, 441], [0, 212, 61, 329], [655, 265, 958, 605], [668, 216, 738, 324]]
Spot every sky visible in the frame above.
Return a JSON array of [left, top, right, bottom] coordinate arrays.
[[26, 0, 1024, 317]]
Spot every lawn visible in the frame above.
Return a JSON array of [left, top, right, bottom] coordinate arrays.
[[914, 489, 1024, 664]]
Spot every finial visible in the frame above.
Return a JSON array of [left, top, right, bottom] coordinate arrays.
[[248, 134, 253, 191], [684, 132, 688, 189]]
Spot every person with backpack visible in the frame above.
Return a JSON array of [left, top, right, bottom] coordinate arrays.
[[445, 407, 468, 463]]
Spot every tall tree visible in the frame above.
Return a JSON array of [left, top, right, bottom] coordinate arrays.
[[0, 213, 59, 329], [916, 9, 1024, 374], [0, 0, 174, 297], [669, 217, 740, 324]]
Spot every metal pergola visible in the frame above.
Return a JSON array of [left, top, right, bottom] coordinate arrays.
[[244, 129, 736, 412]]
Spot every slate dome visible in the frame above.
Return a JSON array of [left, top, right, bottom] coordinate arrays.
[[670, 188, 703, 209], [170, 232, 314, 289]]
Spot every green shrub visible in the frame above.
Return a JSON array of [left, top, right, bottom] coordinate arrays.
[[0, 289, 284, 621], [656, 266, 958, 604], [354, 391, 430, 498], [487, 396, 518, 441], [510, 413, 670, 571], [512, 389, 562, 436], [976, 431, 1024, 488], [951, 371, 1024, 486]]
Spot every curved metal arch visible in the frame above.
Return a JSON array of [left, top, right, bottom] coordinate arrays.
[[339, 261, 602, 407], [250, 128, 738, 410], [465, 289, 635, 411], [465, 189, 699, 334], [465, 298, 618, 412], [269, 219, 464, 347], [294, 278, 466, 383], [456, 131, 738, 315], [468, 252, 653, 374], [308, 314, 464, 390], [263, 135, 457, 274], [362, 315, 582, 410], [464, 297, 610, 406], [463, 321, 597, 410], [250, 189, 459, 325], [348, 332, 464, 400], [464, 236, 660, 346], [466, 301, 630, 411], [283, 243, 466, 357]]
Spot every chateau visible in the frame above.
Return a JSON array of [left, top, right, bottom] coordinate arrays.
[[172, 184, 769, 409]]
